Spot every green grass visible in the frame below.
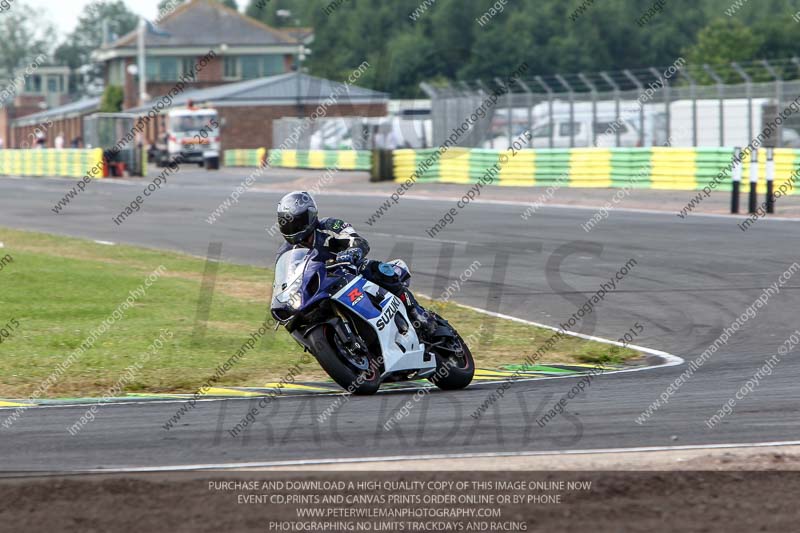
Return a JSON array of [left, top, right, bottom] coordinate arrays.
[[0, 227, 641, 398]]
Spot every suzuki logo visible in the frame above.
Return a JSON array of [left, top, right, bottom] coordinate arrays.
[[376, 297, 401, 331], [348, 287, 364, 305]]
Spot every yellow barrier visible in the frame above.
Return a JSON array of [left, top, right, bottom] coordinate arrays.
[[0, 149, 104, 179]]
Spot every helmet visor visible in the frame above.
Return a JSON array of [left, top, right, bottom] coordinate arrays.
[[278, 210, 313, 239]]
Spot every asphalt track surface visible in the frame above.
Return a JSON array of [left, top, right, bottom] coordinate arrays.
[[0, 167, 798, 472]]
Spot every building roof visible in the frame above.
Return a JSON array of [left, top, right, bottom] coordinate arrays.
[[11, 97, 101, 127], [103, 0, 300, 51], [125, 72, 388, 113]]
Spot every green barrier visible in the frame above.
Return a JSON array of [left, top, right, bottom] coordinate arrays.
[[393, 147, 800, 192], [0, 149, 104, 179], [268, 150, 371, 171]]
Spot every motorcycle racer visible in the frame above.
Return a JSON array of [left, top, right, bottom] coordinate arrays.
[[275, 191, 436, 338]]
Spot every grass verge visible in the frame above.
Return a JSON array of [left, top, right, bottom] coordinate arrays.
[[0, 227, 641, 397]]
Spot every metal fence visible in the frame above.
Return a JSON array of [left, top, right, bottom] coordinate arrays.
[[423, 58, 800, 150]]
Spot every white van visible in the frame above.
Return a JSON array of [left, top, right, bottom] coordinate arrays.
[[483, 114, 642, 149]]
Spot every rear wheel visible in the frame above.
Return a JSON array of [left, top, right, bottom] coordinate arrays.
[[307, 324, 381, 395], [427, 314, 474, 390]]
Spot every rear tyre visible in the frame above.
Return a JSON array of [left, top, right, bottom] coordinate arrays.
[[427, 314, 474, 391], [307, 324, 381, 395]]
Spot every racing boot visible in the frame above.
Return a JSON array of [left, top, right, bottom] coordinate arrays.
[[399, 289, 437, 340]]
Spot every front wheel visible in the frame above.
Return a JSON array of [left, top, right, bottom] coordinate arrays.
[[427, 314, 474, 390], [307, 324, 381, 395]]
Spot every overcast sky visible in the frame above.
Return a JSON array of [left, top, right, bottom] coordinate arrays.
[[25, 0, 242, 38]]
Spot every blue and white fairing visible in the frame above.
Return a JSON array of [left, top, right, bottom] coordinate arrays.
[[272, 248, 434, 377], [332, 276, 433, 376]]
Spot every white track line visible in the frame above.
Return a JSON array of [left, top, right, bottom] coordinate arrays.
[[434, 297, 685, 368], [83, 440, 800, 473]]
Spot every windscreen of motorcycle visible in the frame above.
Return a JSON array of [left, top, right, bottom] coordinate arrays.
[[273, 248, 311, 307]]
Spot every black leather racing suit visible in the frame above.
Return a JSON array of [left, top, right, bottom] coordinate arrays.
[[275, 217, 405, 295]]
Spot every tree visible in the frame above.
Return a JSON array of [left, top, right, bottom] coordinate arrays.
[[245, 0, 311, 27], [683, 19, 762, 83], [100, 85, 124, 112], [55, 1, 137, 71], [233, 0, 800, 96], [0, 5, 53, 78]]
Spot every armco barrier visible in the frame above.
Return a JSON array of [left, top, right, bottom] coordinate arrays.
[[0, 149, 104, 179], [224, 148, 266, 167], [268, 149, 371, 171], [393, 147, 800, 193]]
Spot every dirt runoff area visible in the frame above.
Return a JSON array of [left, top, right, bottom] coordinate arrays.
[[2, 446, 800, 533]]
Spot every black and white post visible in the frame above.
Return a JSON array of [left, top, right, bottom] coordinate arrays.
[[766, 147, 775, 214], [748, 149, 758, 214], [731, 146, 742, 214]]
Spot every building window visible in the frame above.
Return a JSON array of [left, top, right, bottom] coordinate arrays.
[[181, 57, 197, 81], [223, 56, 239, 80], [25, 75, 41, 93], [47, 76, 58, 93], [109, 60, 124, 85], [241, 56, 260, 80], [262, 55, 284, 77], [146, 57, 180, 81], [223, 55, 285, 80]]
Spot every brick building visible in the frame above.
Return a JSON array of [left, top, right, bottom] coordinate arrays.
[[0, 65, 72, 148], [124, 72, 388, 151], [93, 0, 311, 110]]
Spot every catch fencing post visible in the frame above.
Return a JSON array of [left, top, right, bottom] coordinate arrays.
[[731, 147, 741, 214], [766, 147, 775, 214], [748, 149, 759, 214]]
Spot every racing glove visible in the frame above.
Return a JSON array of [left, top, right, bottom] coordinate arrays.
[[336, 247, 363, 266]]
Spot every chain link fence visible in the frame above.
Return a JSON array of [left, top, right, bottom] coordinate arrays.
[[424, 59, 800, 150]]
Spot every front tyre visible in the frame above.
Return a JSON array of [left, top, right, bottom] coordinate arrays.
[[307, 325, 381, 395], [427, 314, 474, 390]]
